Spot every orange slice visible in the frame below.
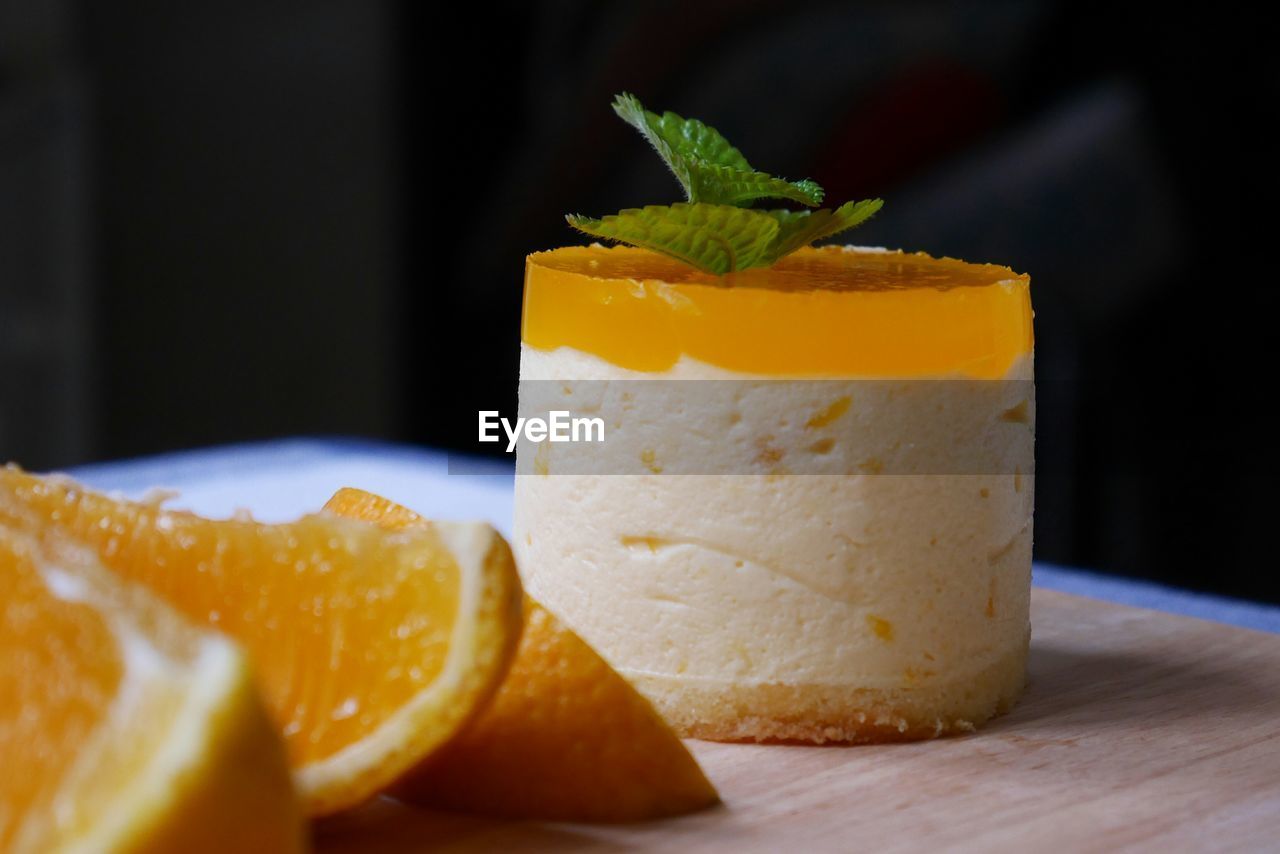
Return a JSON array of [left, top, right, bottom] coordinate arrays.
[[324, 487, 720, 822], [0, 526, 304, 853], [0, 467, 523, 816]]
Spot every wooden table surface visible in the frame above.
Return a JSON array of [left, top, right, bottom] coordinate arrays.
[[315, 589, 1280, 852]]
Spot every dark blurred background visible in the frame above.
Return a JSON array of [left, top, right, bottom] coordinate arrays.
[[2, 2, 1277, 601]]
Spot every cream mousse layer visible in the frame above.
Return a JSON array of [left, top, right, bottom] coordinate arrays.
[[514, 344, 1033, 742]]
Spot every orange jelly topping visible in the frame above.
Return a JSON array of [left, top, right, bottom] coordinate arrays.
[[522, 245, 1032, 378]]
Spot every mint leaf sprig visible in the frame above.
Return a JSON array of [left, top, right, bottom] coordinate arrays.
[[567, 93, 883, 275], [611, 93, 824, 208]]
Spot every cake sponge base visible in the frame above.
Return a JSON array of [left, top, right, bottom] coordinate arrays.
[[626, 642, 1027, 744]]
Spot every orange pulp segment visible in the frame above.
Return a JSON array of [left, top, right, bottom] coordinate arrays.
[[0, 526, 305, 853], [324, 488, 720, 822], [0, 467, 523, 816], [523, 244, 1032, 378]]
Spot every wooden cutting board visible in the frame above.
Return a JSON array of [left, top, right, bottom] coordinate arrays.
[[315, 589, 1280, 852]]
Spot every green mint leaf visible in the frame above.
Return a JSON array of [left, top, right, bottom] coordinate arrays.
[[613, 92, 750, 176], [687, 164, 824, 207], [567, 204, 780, 275], [761, 198, 884, 261], [612, 93, 822, 207], [567, 95, 886, 275]]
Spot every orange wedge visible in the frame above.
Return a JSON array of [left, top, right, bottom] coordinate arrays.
[[0, 467, 523, 816], [0, 526, 305, 853], [325, 487, 720, 822]]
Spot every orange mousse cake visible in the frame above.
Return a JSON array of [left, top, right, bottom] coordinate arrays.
[[514, 243, 1034, 742]]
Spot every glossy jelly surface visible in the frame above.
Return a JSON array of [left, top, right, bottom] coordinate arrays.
[[522, 245, 1032, 378]]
